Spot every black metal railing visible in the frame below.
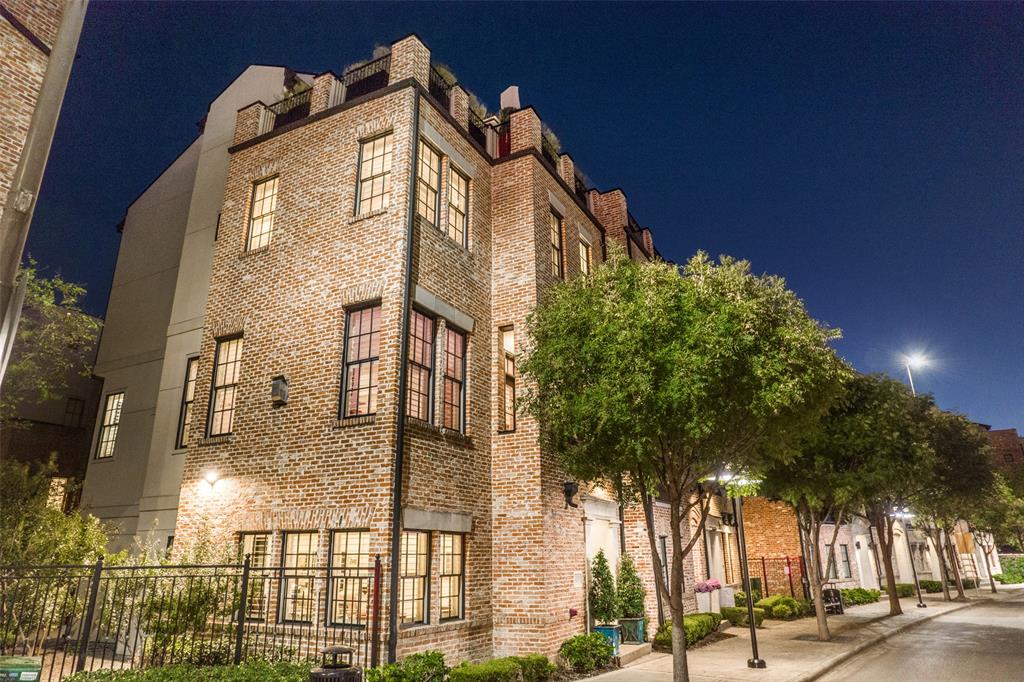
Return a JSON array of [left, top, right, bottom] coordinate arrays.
[[268, 89, 312, 130], [343, 55, 391, 102], [428, 65, 452, 111], [0, 557, 382, 681], [468, 109, 488, 149], [541, 135, 560, 169], [574, 173, 589, 204]]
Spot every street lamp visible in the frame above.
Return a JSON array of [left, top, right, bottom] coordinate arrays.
[[903, 354, 928, 396], [894, 509, 927, 608]]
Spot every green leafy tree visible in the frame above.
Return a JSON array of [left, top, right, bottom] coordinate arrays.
[[967, 475, 1021, 593], [589, 550, 619, 624], [1, 259, 100, 423], [521, 253, 845, 682], [617, 553, 646, 619]]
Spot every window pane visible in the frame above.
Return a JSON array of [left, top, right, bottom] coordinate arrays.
[[446, 168, 468, 246], [439, 533, 464, 621], [247, 177, 278, 250], [329, 530, 371, 625], [416, 142, 441, 225], [356, 134, 393, 216], [549, 211, 563, 278], [96, 392, 124, 458], [442, 329, 465, 431], [499, 328, 516, 431], [406, 311, 434, 421], [399, 531, 430, 624], [177, 357, 199, 448], [241, 533, 271, 620], [209, 338, 242, 436], [342, 306, 381, 417], [281, 531, 318, 623]]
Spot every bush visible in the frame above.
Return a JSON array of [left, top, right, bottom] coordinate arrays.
[[65, 662, 313, 682], [559, 633, 613, 673], [735, 589, 761, 604], [589, 550, 619, 623], [754, 595, 805, 619], [920, 580, 943, 593], [999, 557, 1024, 582], [720, 606, 765, 627], [449, 659, 519, 682], [367, 651, 448, 682], [772, 604, 793, 619], [617, 553, 647, 618], [840, 587, 882, 606], [653, 613, 722, 649], [886, 583, 916, 598]]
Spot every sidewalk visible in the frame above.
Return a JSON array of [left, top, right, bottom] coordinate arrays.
[[592, 588, 1023, 682]]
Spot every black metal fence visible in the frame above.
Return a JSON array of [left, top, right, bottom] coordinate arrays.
[[344, 55, 391, 102], [269, 89, 312, 130], [428, 65, 452, 111], [0, 557, 382, 681]]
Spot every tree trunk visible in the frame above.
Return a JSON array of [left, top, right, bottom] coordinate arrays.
[[943, 526, 966, 599], [803, 519, 831, 641], [983, 547, 998, 594], [872, 515, 902, 616], [928, 526, 952, 601], [669, 495, 689, 682]]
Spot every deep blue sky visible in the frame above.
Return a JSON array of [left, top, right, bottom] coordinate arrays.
[[28, 2, 1023, 429]]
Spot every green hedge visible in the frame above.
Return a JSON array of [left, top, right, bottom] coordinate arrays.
[[65, 662, 313, 682], [753, 595, 809, 620], [653, 613, 722, 650], [449, 655, 555, 682], [919, 580, 943, 593], [840, 587, 882, 606], [558, 633, 613, 673], [367, 651, 448, 682], [881, 583, 915, 598], [720, 606, 765, 627], [996, 557, 1024, 584]]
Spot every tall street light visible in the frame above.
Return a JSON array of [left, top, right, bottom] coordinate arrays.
[[903, 354, 928, 396], [895, 509, 927, 608]]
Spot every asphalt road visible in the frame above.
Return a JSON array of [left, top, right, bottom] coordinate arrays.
[[820, 595, 1024, 682]]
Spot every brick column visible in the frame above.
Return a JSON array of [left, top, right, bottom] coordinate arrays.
[[310, 72, 341, 114], [388, 35, 431, 89], [233, 102, 270, 145], [591, 189, 628, 250], [449, 84, 469, 129], [509, 108, 541, 155], [557, 154, 576, 188]]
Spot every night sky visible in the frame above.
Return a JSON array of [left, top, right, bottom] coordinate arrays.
[[27, 2, 1023, 429]]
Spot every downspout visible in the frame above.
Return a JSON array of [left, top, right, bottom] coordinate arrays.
[[387, 87, 420, 664]]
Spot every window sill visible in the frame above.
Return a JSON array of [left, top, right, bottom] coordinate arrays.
[[240, 244, 271, 259], [333, 414, 377, 429], [400, 619, 471, 636], [196, 434, 234, 447], [347, 208, 389, 225], [406, 418, 472, 447]]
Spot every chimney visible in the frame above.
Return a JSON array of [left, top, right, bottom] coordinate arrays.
[[500, 86, 520, 111]]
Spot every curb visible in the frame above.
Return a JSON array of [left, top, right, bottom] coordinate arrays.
[[797, 598, 985, 682]]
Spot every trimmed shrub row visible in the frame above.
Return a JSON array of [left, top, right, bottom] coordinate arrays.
[[65, 662, 314, 682], [367, 651, 448, 682], [840, 587, 882, 606], [919, 580, 943, 593], [995, 557, 1024, 584], [720, 606, 765, 627], [450, 654, 556, 682], [754, 595, 810, 620], [558, 633, 614, 674], [653, 613, 722, 650], [883, 583, 916, 598]]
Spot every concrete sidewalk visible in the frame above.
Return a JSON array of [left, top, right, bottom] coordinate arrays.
[[592, 588, 1023, 682]]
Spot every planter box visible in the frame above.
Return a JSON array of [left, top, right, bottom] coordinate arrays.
[[695, 590, 721, 614], [618, 617, 645, 644], [720, 586, 736, 608], [593, 624, 622, 656]]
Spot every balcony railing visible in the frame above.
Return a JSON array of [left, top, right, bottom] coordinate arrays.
[[468, 109, 488, 149], [429, 65, 452, 111], [343, 54, 391, 102], [541, 135, 560, 169], [574, 173, 589, 205], [268, 89, 311, 130]]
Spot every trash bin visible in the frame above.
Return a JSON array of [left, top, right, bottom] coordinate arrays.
[[822, 584, 844, 615], [309, 645, 361, 681], [0, 656, 42, 681]]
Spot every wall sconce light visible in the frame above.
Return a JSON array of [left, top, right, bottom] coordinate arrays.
[[271, 375, 289, 406], [204, 471, 220, 485], [563, 481, 579, 508], [200, 470, 222, 495], [855, 540, 861, 550]]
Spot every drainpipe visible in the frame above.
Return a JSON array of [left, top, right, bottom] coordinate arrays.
[[386, 87, 420, 664], [0, 0, 89, 381]]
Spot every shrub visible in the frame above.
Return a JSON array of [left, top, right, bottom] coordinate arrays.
[[887, 583, 916, 598], [511, 655, 557, 682], [589, 550, 619, 623], [720, 606, 765, 627], [772, 604, 793, 619], [448, 658, 519, 682], [919, 580, 943, 593], [653, 613, 722, 649], [65, 662, 314, 682], [999, 556, 1024, 583], [367, 651, 448, 682], [753, 595, 805, 620], [617, 553, 646, 618], [840, 587, 882, 606], [735, 588, 761, 604], [559, 633, 613, 673]]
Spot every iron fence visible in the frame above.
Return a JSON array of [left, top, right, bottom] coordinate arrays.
[[268, 89, 312, 130], [541, 135, 560, 169], [748, 555, 807, 599], [0, 557, 381, 681], [467, 109, 488, 149], [428, 65, 452, 111], [344, 55, 391, 102]]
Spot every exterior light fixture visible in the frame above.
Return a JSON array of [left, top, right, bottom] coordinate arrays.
[[204, 471, 220, 485], [563, 481, 579, 508], [271, 375, 289, 406]]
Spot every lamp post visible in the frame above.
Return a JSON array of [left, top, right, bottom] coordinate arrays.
[[903, 354, 928, 396], [733, 493, 767, 668], [895, 509, 927, 608]]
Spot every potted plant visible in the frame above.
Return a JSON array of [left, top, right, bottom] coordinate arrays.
[[694, 579, 722, 614], [589, 550, 621, 655], [617, 553, 647, 643]]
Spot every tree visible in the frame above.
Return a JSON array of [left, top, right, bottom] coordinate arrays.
[[589, 550, 619, 624], [968, 475, 1021, 592], [617, 553, 646, 619], [1, 259, 99, 422], [761, 375, 864, 642], [521, 253, 845, 682], [846, 376, 935, 616]]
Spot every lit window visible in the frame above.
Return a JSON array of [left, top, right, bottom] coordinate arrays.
[[95, 392, 124, 459], [357, 134, 393, 214], [47, 477, 69, 510], [246, 176, 278, 250], [442, 328, 466, 431], [209, 337, 243, 436], [825, 543, 839, 580], [176, 357, 199, 448], [446, 167, 468, 246], [329, 530, 371, 626], [406, 311, 434, 421], [399, 531, 430, 625], [281, 531, 318, 623], [416, 141, 441, 225], [579, 238, 592, 275], [549, 211, 563, 279], [439, 533, 464, 621], [499, 328, 515, 432], [240, 532, 271, 620], [63, 398, 84, 428], [840, 544, 852, 579], [341, 305, 381, 417]]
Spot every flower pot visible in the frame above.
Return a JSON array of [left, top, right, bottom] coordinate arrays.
[[593, 624, 622, 656], [696, 590, 721, 613], [618, 617, 645, 644]]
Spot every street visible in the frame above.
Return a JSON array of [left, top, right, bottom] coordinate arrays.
[[820, 594, 1024, 682]]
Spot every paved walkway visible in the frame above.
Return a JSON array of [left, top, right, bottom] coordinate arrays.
[[592, 588, 1023, 682]]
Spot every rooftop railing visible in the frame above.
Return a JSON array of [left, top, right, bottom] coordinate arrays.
[[343, 54, 391, 102], [468, 109, 488, 149], [268, 89, 312, 130], [428, 65, 453, 111], [541, 135, 560, 169], [573, 173, 589, 205]]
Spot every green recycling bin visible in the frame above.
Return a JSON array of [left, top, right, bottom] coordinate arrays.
[[0, 656, 42, 681]]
